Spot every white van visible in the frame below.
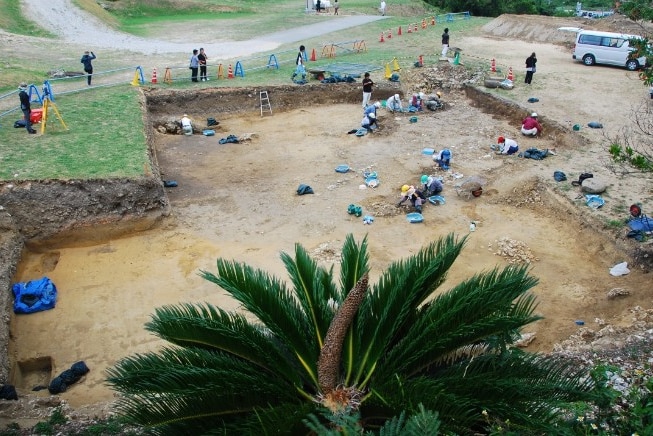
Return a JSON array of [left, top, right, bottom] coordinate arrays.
[[571, 30, 646, 71]]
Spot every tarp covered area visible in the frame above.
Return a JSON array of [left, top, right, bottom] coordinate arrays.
[[11, 277, 57, 314]]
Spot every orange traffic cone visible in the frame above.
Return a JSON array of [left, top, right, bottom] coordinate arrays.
[[422, 19, 426, 29], [419, 55, 424, 66], [227, 64, 234, 79], [407, 25, 412, 34], [414, 23, 418, 32], [398, 26, 402, 36], [310, 48, 316, 61], [151, 67, 158, 84], [491, 58, 496, 73], [431, 16, 436, 25], [507, 66, 514, 81], [387, 29, 392, 39], [379, 32, 385, 43]]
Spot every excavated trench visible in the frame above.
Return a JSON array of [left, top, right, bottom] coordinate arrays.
[[0, 83, 638, 391]]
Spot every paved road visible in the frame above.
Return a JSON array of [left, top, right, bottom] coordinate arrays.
[[22, 0, 387, 58]]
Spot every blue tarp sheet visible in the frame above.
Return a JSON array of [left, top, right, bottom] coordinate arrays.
[[11, 277, 57, 314]]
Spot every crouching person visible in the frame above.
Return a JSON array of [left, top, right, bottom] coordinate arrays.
[[396, 185, 425, 213], [180, 114, 193, 135], [361, 112, 378, 132], [433, 149, 452, 170], [386, 94, 403, 112], [421, 175, 443, 197], [496, 136, 519, 155]]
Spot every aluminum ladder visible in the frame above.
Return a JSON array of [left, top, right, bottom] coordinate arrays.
[[260, 90, 272, 117]]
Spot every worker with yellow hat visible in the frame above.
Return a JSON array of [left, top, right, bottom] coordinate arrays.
[[396, 184, 426, 213]]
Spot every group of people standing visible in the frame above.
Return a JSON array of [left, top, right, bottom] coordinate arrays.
[[189, 48, 209, 82]]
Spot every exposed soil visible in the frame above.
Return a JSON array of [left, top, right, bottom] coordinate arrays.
[[1, 11, 653, 432]]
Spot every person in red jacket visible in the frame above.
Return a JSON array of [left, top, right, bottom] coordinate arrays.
[[521, 112, 542, 136]]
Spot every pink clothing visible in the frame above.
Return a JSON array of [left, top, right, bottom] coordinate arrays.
[[521, 116, 542, 133]]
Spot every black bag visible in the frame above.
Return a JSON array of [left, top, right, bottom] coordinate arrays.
[[14, 119, 26, 128], [207, 117, 218, 126]]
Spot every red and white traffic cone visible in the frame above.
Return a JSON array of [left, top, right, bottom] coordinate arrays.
[[151, 67, 158, 84]]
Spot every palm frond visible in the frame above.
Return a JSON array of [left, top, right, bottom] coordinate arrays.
[[144, 303, 305, 386], [201, 259, 320, 386], [106, 347, 304, 432], [378, 265, 540, 378], [280, 243, 337, 350], [349, 234, 466, 386]]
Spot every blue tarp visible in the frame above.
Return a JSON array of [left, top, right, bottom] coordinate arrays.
[[629, 216, 653, 232], [11, 277, 57, 314]]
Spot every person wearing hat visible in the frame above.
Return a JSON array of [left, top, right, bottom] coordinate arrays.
[[396, 185, 426, 213], [425, 91, 443, 111], [521, 112, 542, 136], [421, 175, 443, 197], [361, 111, 378, 132], [80, 50, 96, 86], [18, 83, 37, 134], [180, 114, 193, 135], [496, 136, 519, 155], [386, 94, 403, 112], [433, 149, 452, 170]]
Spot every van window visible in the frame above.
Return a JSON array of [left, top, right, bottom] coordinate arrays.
[[578, 34, 626, 48], [578, 34, 602, 45]]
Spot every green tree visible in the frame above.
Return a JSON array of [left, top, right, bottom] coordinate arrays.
[[107, 234, 596, 434]]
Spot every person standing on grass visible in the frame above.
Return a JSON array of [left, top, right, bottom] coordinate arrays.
[[380, 0, 386, 16], [198, 48, 208, 82], [525, 52, 537, 85], [18, 83, 37, 134], [190, 49, 199, 82], [334, 0, 339, 15], [441, 28, 450, 57], [362, 72, 374, 108], [81, 50, 96, 86]]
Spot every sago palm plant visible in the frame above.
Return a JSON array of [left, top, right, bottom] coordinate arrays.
[[106, 233, 595, 434]]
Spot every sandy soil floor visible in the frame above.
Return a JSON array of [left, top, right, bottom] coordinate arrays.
[[2, 12, 653, 426]]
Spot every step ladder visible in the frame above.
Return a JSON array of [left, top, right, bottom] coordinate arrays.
[[260, 90, 272, 117]]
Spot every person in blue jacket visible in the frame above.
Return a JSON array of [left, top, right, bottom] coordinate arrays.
[[81, 51, 97, 86]]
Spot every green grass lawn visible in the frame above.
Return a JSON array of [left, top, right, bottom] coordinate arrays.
[[0, 87, 150, 180], [0, 0, 487, 182]]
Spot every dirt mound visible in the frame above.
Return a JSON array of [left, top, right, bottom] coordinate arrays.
[[483, 13, 653, 46]]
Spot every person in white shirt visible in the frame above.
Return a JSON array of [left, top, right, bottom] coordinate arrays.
[[380, 0, 386, 16], [386, 94, 402, 112], [496, 136, 519, 155], [181, 114, 193, 135]]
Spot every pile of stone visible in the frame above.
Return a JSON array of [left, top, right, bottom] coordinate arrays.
[[491, 237, 538, 264]]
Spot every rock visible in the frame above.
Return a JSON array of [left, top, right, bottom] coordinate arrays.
[[581, 178, 607, 194], [514, 332, 536, 347], [607, 288, 630, 299]]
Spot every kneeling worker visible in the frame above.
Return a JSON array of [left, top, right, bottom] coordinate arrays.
[[181, 114, 193, 135], [521, 112, 542, 137], [386, 94, 402, 112], [496, 136, 519, 155], [421, 175, 443, 197], [396, 185, 426, 213]]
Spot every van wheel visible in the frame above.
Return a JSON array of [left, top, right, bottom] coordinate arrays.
[[626, 59, 639, 71], [582, 54, 595, 66]]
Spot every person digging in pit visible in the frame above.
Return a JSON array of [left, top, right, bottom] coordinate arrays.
[[396, 184, 426, 213]]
